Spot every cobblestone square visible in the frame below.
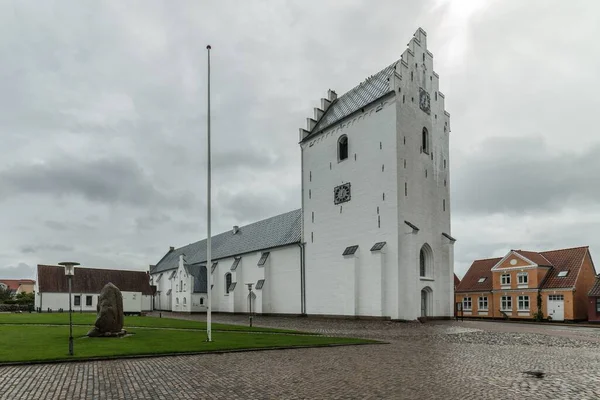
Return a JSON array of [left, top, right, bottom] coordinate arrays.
[[1, 314, 599, 399]]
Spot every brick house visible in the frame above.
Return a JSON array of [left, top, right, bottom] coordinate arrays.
[[455, 246, 597, 322], [588, 275, 600, 322]]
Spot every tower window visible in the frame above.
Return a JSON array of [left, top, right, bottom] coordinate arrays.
[[311, 211, 314, 223], [382, 164, 385, 172], [443, 199, 446, 211], [338, 135, 349, 161], [311, 232, 313, 243], [444, 179, 447, 187], [444, 159, 446, 169], [404, 159, 406, 168], [378, 215, 381, 228], [425, 169, 427, 178], [403, 95, 405, 103], [410, 71, 413, 81], [309, 189, 311, 199], [422, 53, 425, 62], [405, 182, 408, 197], [422, 127, 429, 154], [435, 92, 438, 101], [383, 192, 385, 201], [310, 171, 312, 181]]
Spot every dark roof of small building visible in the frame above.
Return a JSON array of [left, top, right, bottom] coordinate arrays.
[[151, 209, 301, 274], [37, 265, 153, 295], [589, 276, 600, 297], [456, 246, 592, 292]]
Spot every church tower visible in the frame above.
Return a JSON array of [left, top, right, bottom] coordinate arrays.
[[299, 28, 454, 320]]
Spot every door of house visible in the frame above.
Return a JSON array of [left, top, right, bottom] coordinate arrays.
[[421, 290, 427, 317], [547, 295, 564, 321]]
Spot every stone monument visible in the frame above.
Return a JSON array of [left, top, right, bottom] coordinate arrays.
[[87, 282, 126, 337]]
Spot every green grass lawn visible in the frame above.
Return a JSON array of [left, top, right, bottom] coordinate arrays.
[[0, 313, 300, 333], [0, 325, 375, 363]]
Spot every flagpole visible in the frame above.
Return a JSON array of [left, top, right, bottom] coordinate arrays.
[[206, 44, 212, 342]]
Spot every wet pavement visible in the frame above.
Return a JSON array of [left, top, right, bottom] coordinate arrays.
[[1, 314, 599, 399]]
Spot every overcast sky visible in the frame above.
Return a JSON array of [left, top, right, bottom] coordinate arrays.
[[1, 0, 599, 280]]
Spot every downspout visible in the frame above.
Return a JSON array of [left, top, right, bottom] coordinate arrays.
[[298, 243, 306, 315]]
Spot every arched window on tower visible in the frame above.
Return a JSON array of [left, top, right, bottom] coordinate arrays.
[[419, 244, 433, 278], [421, 127, 429, 154], [338, 135, 348, 161], [225, 272, 232, 294]]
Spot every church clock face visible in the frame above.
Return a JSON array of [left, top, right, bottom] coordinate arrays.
[[334, 183, 351, 205], [419, 87, 431, 114]]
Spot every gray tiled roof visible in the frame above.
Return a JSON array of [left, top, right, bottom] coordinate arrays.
[[184, 264, 208, 294], [151, 209, 301, 274], [309, 61, 398, 136]]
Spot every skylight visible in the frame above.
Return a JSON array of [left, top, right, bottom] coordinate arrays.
[[478, 277, 486, 283], [557, 271, 569, 277]]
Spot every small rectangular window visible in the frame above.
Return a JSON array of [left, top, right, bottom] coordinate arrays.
[[478, 296, 488, 310], [256, 279, 265, 290], [405, 182, 407, 197], [312, 211, 314, 223], [518, 295, 530, 311], [378, 215, 380, 228], [311, 232, 313, 243], [443, 199, 446, 211], [86, 296, 93, 306], [462, 297, 472, 311], [309, 189, 311, 199], [501, 274, 511, 285], [74, 295, 81, 306], [477, 277, 486, 283], [557, 271, 569, 277], [517, 272, 528, 285]]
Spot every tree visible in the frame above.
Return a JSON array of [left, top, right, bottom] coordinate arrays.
[[15, 292, 34, 305], [0, 286, 13, 303]]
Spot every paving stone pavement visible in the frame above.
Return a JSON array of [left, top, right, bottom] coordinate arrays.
[[1, 314, 600, 399]]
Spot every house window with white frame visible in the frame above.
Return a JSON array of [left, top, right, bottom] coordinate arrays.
[[462, 297, 472, 311], [501, 274, 511, 285], [478, 296, 488, 311], [518, 295, 530, 311], [501, 296, 512, 311], [517, 272, 528, 285]]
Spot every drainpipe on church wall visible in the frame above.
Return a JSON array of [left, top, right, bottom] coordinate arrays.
[[298, 243, 306, 315]]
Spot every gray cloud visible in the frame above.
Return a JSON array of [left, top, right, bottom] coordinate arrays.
[[452, 137, 600, 215], [0, 156, 195, 209], [21, 244, 74, 254], [0, 263, 36, 280]]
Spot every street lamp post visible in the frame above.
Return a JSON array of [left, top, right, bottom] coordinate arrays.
[[247, 283, 253, 328], [59, 261, 79, 356]]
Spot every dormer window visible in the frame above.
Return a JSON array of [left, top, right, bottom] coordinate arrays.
[[477, 277, 486, 283], [338, 135, 348, 161], [557, 271, 569, 277]]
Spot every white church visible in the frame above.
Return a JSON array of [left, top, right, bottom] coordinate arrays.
[[150, 28, 455, 320]]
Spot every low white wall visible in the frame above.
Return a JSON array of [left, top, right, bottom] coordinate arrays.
[[37, 291, 144, 313]]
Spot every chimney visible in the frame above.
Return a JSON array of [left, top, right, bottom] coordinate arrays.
[[232, 225, 239, 234], [169, 246, 175, 252]]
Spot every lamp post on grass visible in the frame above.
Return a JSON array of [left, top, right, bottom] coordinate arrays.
[[59, 261, 79, 356], [247, 283, 253, 328]]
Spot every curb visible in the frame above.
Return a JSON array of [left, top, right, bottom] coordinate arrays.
[[0, 341, 386, 367]]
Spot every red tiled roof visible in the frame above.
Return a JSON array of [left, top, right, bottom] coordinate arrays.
[[539, 247, 588, 289], [0, 279, 35, 291], [456, 246, 590, 292], [455, 258, 499, 292], [589, 276, 600, 297], [37, 265, 153, 295], [513, 250, 552, 267]]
